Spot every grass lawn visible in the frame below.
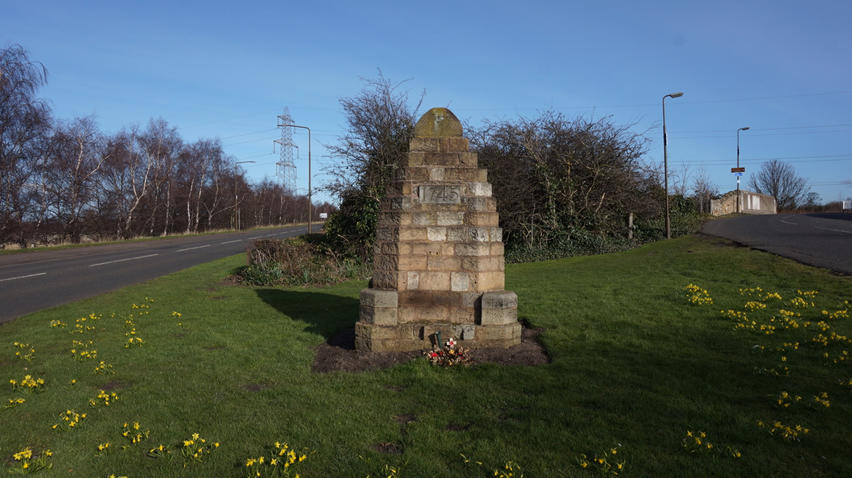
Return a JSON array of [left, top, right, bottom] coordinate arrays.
[[1, 235, 849, 477]]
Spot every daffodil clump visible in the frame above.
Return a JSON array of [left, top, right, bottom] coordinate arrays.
[[171, 311, 183, 327], [73, 313, 100, 334], [577, 444, 625, 476], [682, 430, 742, 459], [757, 420, 809, 441], [147, 443, 169, 458], [52, 409, 87, 430], [120, 421, 149, 446], [96, 442, 111, 454], [89, 390, 119, 407], [93, 360, 115, 375], [9, 374, 45, 392], [70, 339, 97, 360], [180, 432, 219, 464], [775, 391, 802, 408], [684, 283, 713, 305], [743, 301, 767, 311], [49, 319, 65, 328], [12, 341, 35, 361], [5, 397, 26, 408], [244, 441, 307, 477], [8, 447, 53, 473], [812, 392, 830, 408]]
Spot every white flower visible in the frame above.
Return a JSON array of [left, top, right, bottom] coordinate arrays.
[[446, 338, 456, 348]]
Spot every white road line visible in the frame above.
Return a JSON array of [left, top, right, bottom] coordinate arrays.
[[779, 219, 797, 225], [815, 226, 852, 234], [0, 272, 47, 283], [248, 235, 263, 239], [89, 253, 159, 267], [220, 239, 242, 245], [175, 244, 211, 253]]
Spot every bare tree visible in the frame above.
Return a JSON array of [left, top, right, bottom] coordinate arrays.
[[691, 168, 718, 214], [323, 72, 423, 257], [0, 44, 52, 245], [748, 160, 810, 210], [42, 117, 106, 241]]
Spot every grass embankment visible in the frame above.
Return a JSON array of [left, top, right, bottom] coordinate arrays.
[[1, 235, 849, 477]]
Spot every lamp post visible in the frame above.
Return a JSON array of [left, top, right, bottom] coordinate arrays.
[[662, 91, 683, 239], [736, 127, 750, 213], [234, 160, 255, 230], [277, 121, 312, 234]]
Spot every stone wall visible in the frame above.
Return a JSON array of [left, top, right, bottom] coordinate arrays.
[[355, 108, 521, 352], [711, 190, 777, 216]]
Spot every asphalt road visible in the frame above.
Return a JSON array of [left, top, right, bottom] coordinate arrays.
[[0, 225, 308, 323], [701, 213, 852, 275]]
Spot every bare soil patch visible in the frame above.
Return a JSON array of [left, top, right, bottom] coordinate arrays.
[[311, 325, 549, 373]]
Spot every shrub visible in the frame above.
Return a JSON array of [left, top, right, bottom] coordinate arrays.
[[240, 236, 370, 287]]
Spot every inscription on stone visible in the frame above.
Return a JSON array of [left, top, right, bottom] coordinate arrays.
[[419, 185, 461, 204]]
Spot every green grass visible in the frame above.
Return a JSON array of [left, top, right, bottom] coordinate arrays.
[[1, 235, 849, 477]]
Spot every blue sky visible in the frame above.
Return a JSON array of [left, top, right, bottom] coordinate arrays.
[[4, 0, 851, 204]]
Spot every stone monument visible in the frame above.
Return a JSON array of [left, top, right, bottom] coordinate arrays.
[[355, 107, 521, 352]]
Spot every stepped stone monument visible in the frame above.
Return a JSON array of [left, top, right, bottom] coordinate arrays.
[[355, 107, 521, 352]]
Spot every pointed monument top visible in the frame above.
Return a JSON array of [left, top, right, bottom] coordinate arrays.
[[414, 107, 463, 138]]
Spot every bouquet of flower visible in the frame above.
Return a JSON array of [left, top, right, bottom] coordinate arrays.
[[425, 337, 472, 367]]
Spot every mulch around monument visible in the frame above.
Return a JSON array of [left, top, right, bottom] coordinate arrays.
[[311, 325, 549, 373]]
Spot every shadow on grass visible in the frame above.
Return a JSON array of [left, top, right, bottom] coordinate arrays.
[[254, 288, 358, 342]]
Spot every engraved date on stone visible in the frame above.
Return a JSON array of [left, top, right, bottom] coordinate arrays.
[[419, 185, 461, 204]]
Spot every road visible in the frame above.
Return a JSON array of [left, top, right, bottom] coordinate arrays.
[[701, 213, 852, 275], [0, 225, 307, 323]]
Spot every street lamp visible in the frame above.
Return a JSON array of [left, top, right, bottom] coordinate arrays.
[[234, 160, 255, 230], [277, 121, 312, 234], [736, 127, 750, 213], [662, 91, 683, 239]]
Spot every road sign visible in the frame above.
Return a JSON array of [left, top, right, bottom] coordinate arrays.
[[731, 167, 745, 173], [734, 172, 743, 177]]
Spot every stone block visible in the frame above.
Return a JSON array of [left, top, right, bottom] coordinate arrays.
[[399, 227, 427, 241], [448, 306, 475, 324], [409, 137, 440, 152], [423, 152, 460, 166], [461, 256, 504, 272], [399, 304, 448, 323], [468, 182, 493, 197], [479, 322, 522, 341], [490, 242, 504, 256], [459, 152, 478, 167], [405, 151, 426, 166], [360, 288, 399, 308], [459, 324, 476, 340], [406, 271, 420, 290], [466, 197, 497, 212], [412, 212, 435, 226], [439, 137, 469, 152], [375, 226, 399, 242], [418, 271, 450, 290], [480, 307, 517, 326], [398, 255, 427, 270], [451, 272, 470, 292], [360, 305, 398, 326], [427, 227, 447, 242], [430, 167, 445, 181], [455, 243, 490, 256], [414, 108, 463, 138], [437, 212, 465, 226], [372, 271, 399, 290], [467, 212, 499, 226], [427, 255, 460, 271], [411, 242, 443, 256], [472, 271, 505, 291]]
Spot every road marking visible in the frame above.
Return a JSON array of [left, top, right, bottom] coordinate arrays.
[[779, 219, 797, 225], [89, 254, 159, 267], [248, 235, 263, 239], [175, 244, 211, 253], [815, 226, 852, 234], [0, 272, 47, 282], [220, 239, 242, 245]]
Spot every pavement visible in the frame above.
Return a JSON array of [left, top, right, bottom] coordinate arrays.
[[701, 213, 852, 275], [0, 225, 308, 323]]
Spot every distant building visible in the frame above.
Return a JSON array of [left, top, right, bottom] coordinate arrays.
[[710, 190, 777, 216]]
